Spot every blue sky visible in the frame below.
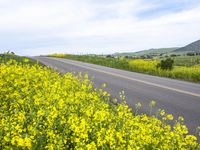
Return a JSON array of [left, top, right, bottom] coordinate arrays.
[[0, 0, 200, 56]]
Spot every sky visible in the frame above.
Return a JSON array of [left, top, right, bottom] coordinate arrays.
[[0, 0, 200, 56]]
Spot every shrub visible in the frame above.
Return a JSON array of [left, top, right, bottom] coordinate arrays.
[[157, 58, 174, 70], [187, 52, 195, 56]]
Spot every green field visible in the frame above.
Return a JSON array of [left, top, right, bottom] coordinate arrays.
[[173, 56, 200, 66]]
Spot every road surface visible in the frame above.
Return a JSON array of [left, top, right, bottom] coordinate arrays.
[[34, 56, 200, 137]]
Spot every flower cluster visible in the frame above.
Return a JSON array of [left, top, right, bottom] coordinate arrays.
[[0, 61, 199, 149]]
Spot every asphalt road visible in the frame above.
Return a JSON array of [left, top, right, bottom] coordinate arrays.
[[34, 56, 200, 137]]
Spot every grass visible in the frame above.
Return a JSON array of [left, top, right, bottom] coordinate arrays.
[[0, 53, 40, 65]]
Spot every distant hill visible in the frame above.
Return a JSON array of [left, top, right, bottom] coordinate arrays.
[[114, 47, 179, 56], [173, 40, 200, 53], [113, 39, 200, 57]]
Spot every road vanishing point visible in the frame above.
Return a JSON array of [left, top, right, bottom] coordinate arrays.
[[34, 56, 200, 137]]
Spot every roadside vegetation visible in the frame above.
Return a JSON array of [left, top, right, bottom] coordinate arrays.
[[0, 55, 199, 149], [48, 54, 200, 82], [173, 55, 200, 66], [128, 58, 200, 82], [48, 54, 130, 70], [0, 52, 39, 65]]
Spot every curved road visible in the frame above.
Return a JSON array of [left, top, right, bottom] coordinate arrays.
[[34, 56, 200, 137]]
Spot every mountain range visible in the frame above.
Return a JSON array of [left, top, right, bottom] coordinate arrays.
[[173, 40, 200, 53], [114, 39, 200, 56]]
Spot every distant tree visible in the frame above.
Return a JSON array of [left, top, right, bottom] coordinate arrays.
[[124, 56, 133, 59], [146, 55, 153, 59], [140, 55, 146, 59], [157, 58, 174, 70], [106, 55, 113, 58], [159, 53, 164, 56], [186, 52, 195, 56], [170, 54, 177, 57]]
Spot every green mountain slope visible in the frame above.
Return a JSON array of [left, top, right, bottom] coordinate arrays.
[[114, 47, 179, 56], [173, 40, 200, 53]]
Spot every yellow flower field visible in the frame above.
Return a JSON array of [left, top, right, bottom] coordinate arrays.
[[129, 59, 200, 82], [0, 60, 199, 149]]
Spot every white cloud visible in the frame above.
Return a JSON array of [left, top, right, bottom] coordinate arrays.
[[0, 0, 200, 55], [0, 0, 93, 32]]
